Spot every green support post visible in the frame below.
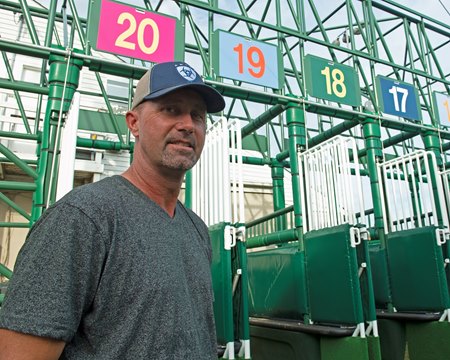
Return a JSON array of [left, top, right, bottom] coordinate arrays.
[[422, 128, 443, 168], [361, 116, 385, 246], [31, 46, 83, 223], [361, 115, 394, 311], [271, 161, 287, 231], [285, 101, 306, 240], [422, 128, 446, 227]]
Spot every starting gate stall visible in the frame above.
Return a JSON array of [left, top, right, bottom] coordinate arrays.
[[192, 117, 250, 360], [371, 150, 450, 359], [246, 136, 381, 360]]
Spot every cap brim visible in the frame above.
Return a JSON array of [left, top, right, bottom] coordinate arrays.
[[142, 83, 225, 113]]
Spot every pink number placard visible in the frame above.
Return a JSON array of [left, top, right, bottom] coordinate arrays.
[[96, 0, 177, 62]]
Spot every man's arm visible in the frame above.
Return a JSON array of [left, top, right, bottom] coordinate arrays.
[[0, 328, 65, 360]]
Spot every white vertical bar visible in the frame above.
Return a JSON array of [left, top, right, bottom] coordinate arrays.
[[390, 162, 399, 231], [351, 138, 365, 224], [234, 121, 245, 225], [331, 143, 341, 225], [409, 159, 422, 228], [318, 149, 326, 228], [56, 92, 80, 201], [298, 151, 307, 233], [230, 121, 238, 225], [386, 164, 395, 232], [423, 153, 436, 225], [402, 157, 414, 229], [308, 155, 315, 230], [398, 158, 408, 229], [336, 139, 346, 224], [415, 152, 427, 226], [223, 119, 231, 224], [342, 138, 354, 224], [378, 163, 390, 234]]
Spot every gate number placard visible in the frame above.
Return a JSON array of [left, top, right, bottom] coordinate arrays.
[[432, 91, 450, 125], [212, 30, 284, 90], [303, 54, 361, 107], [375, 76, 421, 121], [87, 0, 182, 62]]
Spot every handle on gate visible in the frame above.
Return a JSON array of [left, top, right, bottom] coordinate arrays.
[[436, 229, 448, 246], [350, 227, 361, 247]]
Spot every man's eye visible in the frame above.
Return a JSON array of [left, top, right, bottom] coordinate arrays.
[[192, 111, 206, 122], [163, 106, 177, 114]]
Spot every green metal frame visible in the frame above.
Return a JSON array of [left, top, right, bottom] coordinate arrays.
[[0, 1, 449, 358]]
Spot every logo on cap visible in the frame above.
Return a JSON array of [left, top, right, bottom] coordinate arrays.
[[176, 65, 197, 82]]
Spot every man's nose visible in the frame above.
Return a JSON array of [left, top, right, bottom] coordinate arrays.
[[175, 112, 195, 132]]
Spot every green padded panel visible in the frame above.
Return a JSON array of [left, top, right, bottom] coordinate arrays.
[[368, 242, 392, 308], [407, 321, 450, 360], [321, 337, 371, 360], [247, 243, 308, 320], [304, 224, 364, 324], [386, 226, 450, 311], [209, 223, 234, 344], [250, 325, 320, 360], [367, 336, 382, 360], [377, 319, 406, 360]]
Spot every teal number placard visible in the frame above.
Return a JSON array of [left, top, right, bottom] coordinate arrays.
[[375, 76, 421, 121], [303, 54, 361, 107], [212, 30, 284, 89]]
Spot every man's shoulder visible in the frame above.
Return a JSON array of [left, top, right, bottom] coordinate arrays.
[[63, 176, 122, 202], [48, 176, 127, 218]]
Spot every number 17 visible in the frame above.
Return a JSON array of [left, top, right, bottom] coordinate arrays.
[[388, 86, 408, 113]]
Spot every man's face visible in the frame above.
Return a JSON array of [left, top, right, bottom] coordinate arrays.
[[130, 88, 207, 173]]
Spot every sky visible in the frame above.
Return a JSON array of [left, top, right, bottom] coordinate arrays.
[[33, 0, 450, 25]]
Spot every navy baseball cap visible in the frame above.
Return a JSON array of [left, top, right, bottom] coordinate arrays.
[[132, 61, 225, 113]]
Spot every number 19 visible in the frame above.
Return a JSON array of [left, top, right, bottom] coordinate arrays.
[[233, 43, 265, 78]]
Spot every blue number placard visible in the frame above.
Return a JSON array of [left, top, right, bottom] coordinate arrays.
[[212, 30, 284, 89], [375, 76, 421, 121], [432, 92, 450, 126]]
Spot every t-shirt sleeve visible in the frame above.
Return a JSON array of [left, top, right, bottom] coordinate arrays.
[[0, 203, 107, 342]]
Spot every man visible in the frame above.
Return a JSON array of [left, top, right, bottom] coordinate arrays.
[[0, 61, 225, 359]]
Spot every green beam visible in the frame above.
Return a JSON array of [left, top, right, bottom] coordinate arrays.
[[241, 104, 286, 138], [0, 0, 84, 26], [246, 205, 294, 228], [0, 262, 13, 279], [0, 192, 31, 221], [1, 51, 32, 133], [358, 131, 418, 158], [0, 130, 39, 141], [0, 181, 36, 191], [308, 119, 358, 148], [0, 143, 38, 179], [0, 222, 29, 228], [246, 228, 297, 249], [76, 137, 132, 151]]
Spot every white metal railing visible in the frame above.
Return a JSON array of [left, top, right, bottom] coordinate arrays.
[[191, 117, 245, 232], [442, 169, 450, 228], [378, 150, 450, 234], [298, 136, 365, 233]]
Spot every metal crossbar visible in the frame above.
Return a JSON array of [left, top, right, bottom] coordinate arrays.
[[378, 150, 450, 234], [298, 136, 365, 233]]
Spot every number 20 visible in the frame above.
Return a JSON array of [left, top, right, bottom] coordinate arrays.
[[115, 12, 160, 54]]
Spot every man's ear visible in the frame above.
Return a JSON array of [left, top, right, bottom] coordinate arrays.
[[125, 110, 139, 138]]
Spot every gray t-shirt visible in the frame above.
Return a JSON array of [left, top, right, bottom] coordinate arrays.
[[0, 176, 217, 359]]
